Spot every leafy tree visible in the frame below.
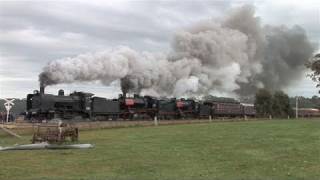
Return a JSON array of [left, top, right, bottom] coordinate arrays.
[[306, 53, 320, 90], [272, 91, 293, 118], [311, 95, 320, 108], [255, 89, 293, 118], [255, 89, 273, 117]]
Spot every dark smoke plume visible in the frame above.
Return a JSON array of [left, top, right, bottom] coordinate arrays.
[[39, 5, 316, 97]]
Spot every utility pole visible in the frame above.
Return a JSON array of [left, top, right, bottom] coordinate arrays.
[[154, 116, 158, 126], [295, 96, 299, 119]]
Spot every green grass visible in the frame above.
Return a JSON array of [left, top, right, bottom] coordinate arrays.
[[1, 119, 320, 180]]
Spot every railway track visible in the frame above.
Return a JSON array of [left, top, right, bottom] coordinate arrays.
[[1, 117, 285, 132]]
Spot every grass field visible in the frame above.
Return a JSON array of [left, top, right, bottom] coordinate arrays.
[[1, 119, 320, 180]]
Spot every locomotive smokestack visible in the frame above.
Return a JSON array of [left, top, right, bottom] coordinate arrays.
[[40, 85, 45, 94], [120, 76, 130, 98], [58, 89, 64, 96]]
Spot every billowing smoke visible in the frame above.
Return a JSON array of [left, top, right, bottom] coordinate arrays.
[[39, 5, 316, 97]]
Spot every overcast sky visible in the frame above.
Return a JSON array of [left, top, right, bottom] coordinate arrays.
[[0, 0, 319, 99]]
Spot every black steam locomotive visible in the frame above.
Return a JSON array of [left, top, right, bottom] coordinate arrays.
[[26, 87, 255, 121], [27, 88, 93, 120]]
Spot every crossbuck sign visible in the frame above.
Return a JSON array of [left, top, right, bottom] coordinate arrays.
[[4, 99, 15, 123]]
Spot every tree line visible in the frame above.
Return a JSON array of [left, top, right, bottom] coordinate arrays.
[[255, 89, 293, 118]]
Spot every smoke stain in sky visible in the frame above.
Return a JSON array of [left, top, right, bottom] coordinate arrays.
[[39, 5, 316, 98]]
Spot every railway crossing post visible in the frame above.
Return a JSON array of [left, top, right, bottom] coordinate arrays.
[[4, 99, 15, 123]]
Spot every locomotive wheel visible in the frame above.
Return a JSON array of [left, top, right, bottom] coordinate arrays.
[[112, 115, 119, 121]]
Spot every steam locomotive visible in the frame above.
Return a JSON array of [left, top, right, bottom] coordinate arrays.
[[26, 87, 256, 121]]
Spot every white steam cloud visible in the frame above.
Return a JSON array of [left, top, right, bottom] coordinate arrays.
[[39, 5, 316, 97]]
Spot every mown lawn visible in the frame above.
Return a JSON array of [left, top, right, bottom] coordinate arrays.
[[0, 119, 320, 180]]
